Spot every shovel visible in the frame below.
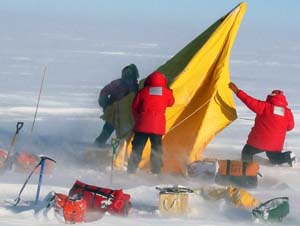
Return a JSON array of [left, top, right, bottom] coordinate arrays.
[[3, 122, 24, 171]]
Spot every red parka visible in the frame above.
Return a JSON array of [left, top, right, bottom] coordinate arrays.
[[237, 90, 294, 152], [132, 71, 175, 135]]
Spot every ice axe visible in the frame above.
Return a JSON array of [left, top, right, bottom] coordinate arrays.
[[14, 155, 56, 206], [110, 138, 120, 184], [35, 156, 56, 205], [3, 122, 24, 171]]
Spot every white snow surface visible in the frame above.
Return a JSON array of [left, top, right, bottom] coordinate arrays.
[[1, 1, 300, 225]]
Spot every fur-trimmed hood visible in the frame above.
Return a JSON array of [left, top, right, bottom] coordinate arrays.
[[266, 90, 288, 107]]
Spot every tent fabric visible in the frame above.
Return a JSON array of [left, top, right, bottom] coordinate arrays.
[[104, 2, 247, 174]]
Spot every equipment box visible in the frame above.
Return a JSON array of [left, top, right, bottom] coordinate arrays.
[[159, 192, 189, 216]]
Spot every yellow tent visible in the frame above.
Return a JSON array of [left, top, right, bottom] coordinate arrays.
[[103, 2, 247, 174]]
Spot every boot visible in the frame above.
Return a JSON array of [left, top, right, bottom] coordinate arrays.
[[288, 151, 297, 167]]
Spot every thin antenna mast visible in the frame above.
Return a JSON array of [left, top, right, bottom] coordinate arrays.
[[31, 66, 47, 134]]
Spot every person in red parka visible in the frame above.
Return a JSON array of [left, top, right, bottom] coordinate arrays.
[[127, 71, 175, 174], [229, 82, 296, 166]]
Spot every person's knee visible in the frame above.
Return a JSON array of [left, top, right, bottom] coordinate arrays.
[[241, 150, 253, 162]]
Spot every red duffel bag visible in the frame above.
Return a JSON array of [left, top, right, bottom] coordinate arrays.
[[68, 180, 131, 216]]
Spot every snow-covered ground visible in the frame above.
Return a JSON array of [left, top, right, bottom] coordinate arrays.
[[0, 1, 300, 225]]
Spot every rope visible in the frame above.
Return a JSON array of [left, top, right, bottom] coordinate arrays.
[[168, 97, 212, 133], [238, 117, 254, 121]]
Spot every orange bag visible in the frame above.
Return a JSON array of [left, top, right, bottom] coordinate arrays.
[[216, 160, 260, 188], [217, 160, 259, 177]]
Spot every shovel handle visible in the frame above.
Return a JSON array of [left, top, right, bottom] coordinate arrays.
[[111, 138, 120, 154], [16, 122, 24, 134], [110, 138, 120, 185]]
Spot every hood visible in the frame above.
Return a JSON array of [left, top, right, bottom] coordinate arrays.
[[144, 71, 168, 87], [121, 64, 139, 80], [266, 90, 288, 107]]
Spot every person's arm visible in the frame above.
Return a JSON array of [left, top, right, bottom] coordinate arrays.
[[228, 82, 240, 94], [98, 95, 109, 108], [229, 82, 265, 115], [167, 89, 175, 107], [98, 89, 109, 108], [98, 82, 115, 108]]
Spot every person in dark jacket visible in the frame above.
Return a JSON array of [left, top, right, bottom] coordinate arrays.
[[94, 64, 139, 147], [229, 82, 296, 166], [127, 71, 175, 174]]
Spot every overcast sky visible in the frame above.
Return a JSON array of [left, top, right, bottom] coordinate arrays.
[[1, 0, 299, 36], [0, 0, 299, 94]]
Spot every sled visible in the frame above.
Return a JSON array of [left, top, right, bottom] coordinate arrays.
[[252, 197, 289, 222]]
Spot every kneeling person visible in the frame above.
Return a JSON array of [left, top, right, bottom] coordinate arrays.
[[229, 82, 296, 166]]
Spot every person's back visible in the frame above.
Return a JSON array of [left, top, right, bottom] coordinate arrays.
[[127, 71, 174, 174], [132, 71, 175, 135], [99, 78, 130, 108]]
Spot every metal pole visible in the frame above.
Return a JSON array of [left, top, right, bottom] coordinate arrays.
[[31, 66, 47, 134]]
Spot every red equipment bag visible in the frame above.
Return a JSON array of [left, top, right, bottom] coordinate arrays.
[[0, 149, 8, 169], [0, 150, 53, 173], [13, 152, 40, 172], [68, 180, 131, 216], [54, 193, 87, 224], [13, 152, 54, 173]]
